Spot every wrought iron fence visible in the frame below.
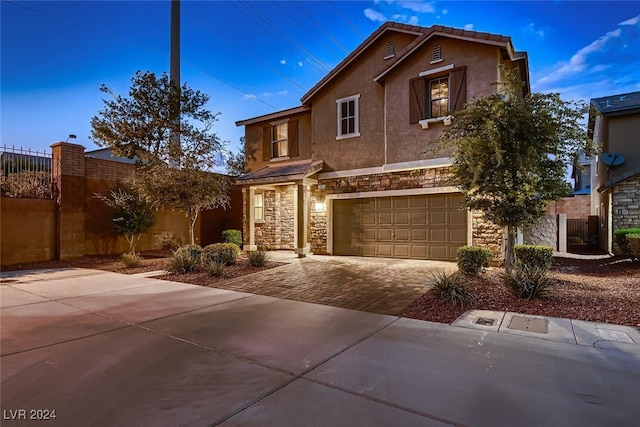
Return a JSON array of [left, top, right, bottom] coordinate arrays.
[[1, 144, 54, 199]]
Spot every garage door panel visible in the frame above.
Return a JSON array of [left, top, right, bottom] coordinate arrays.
[[394, 228, 409, 241], [394, 212, 409, 225], [333, 194, 467, 261]]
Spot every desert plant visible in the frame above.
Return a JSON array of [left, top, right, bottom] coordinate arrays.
[[204, 258, 226, 277], [167, 244, 202, 273], [202, 243, 240, 265], [121, 252, 142, 268], [457, 246, 493, 275], [614, 229, 640, 261], [430, 271, 475, 308], [503, 264, 554, 299], [161, 233, 184, 253], [247, 248, 270, 267], [222, 229, 243, 248], [514, 245, 553, 272]]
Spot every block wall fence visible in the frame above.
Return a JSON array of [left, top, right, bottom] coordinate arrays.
[[1, 142, 242, 266]]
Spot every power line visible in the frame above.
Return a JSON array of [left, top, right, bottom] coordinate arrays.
[[4, 0, 279, 110], [291, 0, 350, 55], [182, 6, 308, 92], [273, 1, 343, 60], [237, 0, 333, 72], [328, 0, 365, 40]]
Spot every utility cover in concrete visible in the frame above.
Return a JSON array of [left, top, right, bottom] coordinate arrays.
[[508, 315, 548, 334], [475, 317, 496, 326], [598, 329, 635, 343]]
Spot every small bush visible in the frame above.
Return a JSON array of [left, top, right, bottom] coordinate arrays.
[[121, 252, 142, 268], [204, 258, 226, 277], [503, 265, 553, 299], [167, 245, 202, 273], [457, 246, 493, 275], [247, 248, 270, 267], [514, 245, 553, 272], [161, 234, 184, 252], [202, 243, 240, 265], [431, 271, 475, 308], [222, 229, 243, 248], [614, 229, 640, 261], [627, 234, 640, 261]]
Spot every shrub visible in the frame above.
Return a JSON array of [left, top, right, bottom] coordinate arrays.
[[167, 244, 202, 273], [161, 234, 184, 252], [614, 229, 640, 261], [204, 258, 226, 277], [202, 243, 240, 265], [247, 248, 270, 267], [457, 246, 493, 275], [503, 265, 553, 299], [514, 245, 553, 272], [430, 271, 475, 308], [121, 252, 142, 268], [627, 234, 640, 261], [221, 229, 243, 248]]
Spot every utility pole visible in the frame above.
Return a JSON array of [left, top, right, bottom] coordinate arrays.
[[169, 0, 181, 164]]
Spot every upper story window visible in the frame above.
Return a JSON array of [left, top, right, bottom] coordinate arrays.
[[429, 77, 449, 118], [336, 94, 360, 139], [409, 66, 466, 124], [271, 122, 288, 158], [262, 119, 299, 161]]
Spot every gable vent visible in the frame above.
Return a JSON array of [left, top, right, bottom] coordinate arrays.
[[432, 44, 441, 62], [385, 41, 394, 59]]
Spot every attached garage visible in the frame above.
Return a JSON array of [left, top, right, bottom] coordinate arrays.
[[333, 193, 467, 261]]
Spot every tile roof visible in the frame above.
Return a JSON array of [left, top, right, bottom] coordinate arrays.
[[591, 91, 640, 115], [236, 159, 324, 185]]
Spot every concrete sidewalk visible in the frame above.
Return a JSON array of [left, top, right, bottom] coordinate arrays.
[[2, 269, 639, 426]]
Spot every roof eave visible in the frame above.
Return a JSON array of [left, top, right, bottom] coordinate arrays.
[[235, 105, 310, 127]]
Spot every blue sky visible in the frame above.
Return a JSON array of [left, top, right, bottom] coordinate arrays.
[[2, 0, 640, 161]]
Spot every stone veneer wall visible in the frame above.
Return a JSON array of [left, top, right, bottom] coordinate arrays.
[[523, 215, 557, 248], [254, 186, 295, 250], [309, 167, 504, 257], [611, 174, 640, 253], [471, 211, 503, 260]]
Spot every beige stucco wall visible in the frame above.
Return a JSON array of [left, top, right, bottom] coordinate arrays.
[[244, 111, 312, 173]]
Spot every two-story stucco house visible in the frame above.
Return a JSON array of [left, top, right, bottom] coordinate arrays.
[[589, 91, 640, 253], [235, 22, 530, 261]]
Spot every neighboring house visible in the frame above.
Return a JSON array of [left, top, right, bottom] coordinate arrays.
[[236, 22, 529, 261], [589, 91, 640, 253]]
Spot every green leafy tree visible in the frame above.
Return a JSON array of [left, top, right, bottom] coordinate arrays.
[[225, 137, 246, 176], [95, 182, 156, 254], [438, 67, 595, 269], [137, 166, 229, 245], [90, 70, 230, 244]]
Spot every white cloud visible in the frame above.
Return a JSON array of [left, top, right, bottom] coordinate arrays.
[[280, 59, 286, 65], [364, 8, 387, 22], [620, 15, 640, 26], [408, 15, 418, 25], [297, 61, 304, 67], [442, 9, 448, 15], [464, 24, 474, 31], [539, 28, 622, 84], [397, 1, 435, 13], [243, 94, 257, 100], [522, 22, 548, 40]]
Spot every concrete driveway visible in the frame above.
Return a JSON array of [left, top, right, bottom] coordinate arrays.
[[2, 266, 640, 426]]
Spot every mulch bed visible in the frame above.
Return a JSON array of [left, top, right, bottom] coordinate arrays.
[[401, 256, 640, 328]]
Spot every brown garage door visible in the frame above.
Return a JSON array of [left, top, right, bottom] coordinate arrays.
[[333, 194, 467, 261]]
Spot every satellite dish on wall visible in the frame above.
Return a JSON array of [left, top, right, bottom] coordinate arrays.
[[600, 152, 626, 167]]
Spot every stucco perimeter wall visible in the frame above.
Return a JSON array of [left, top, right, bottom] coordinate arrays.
[[309, 167, 503, 257], [523, 215, 557, 248], [1, 198, 56, 265], [547, 195, 591, 219]]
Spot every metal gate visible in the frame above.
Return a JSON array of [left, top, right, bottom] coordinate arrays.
[[567, 216, 599, 253]]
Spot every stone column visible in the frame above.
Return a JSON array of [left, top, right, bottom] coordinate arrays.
[[51, 142, 86, 259], [294, 184, 311, 257]]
